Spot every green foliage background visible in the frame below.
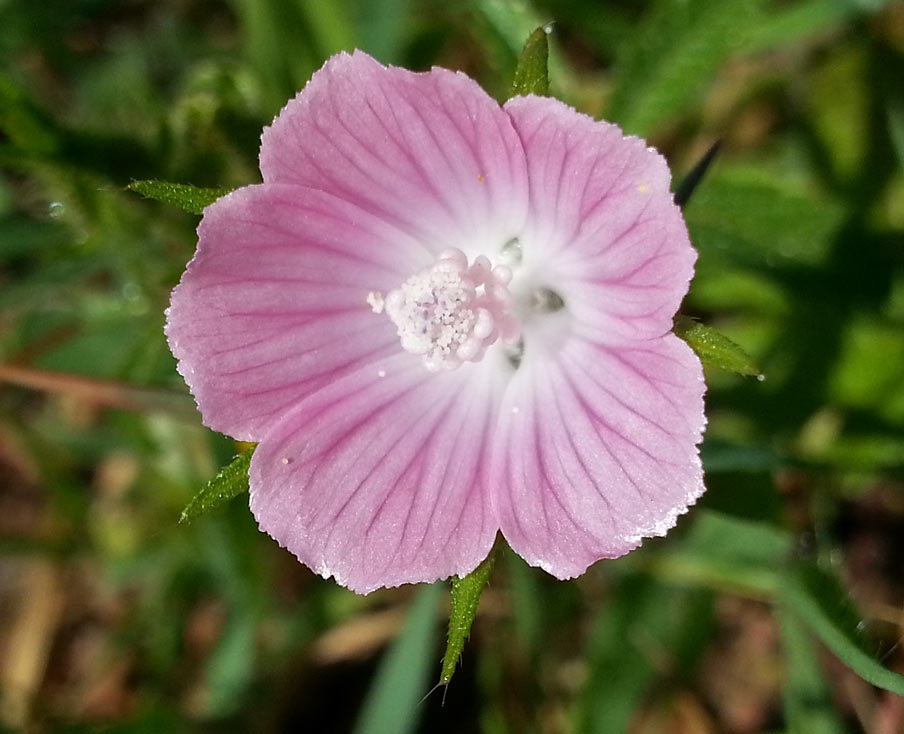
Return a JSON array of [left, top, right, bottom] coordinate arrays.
[[1, 1, 903, 732]]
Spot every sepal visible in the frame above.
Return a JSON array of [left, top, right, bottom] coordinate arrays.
[[439, 543, 497, 687], [674, 316, 761, 377], [179, 444, 256, 524], [511, 27, 550, 98], [127, 180, 231, 215]]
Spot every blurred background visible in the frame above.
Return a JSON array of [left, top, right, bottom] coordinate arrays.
[[1, 0, 903, 732]]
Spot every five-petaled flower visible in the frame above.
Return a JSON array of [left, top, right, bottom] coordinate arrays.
[[166, 51, 706, 594]]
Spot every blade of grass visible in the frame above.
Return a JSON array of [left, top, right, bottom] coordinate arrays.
[[353, 583, 442, 734], [782, 563, 904, 696], [779, 608, 847, 734]]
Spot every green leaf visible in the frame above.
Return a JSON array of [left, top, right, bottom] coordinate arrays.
[[887, 82, 904, 172], [179, 445, 256, 525], [439, 547, 496, 686], [782, 563, 904, 696], [353, 583, 441, 734], [607, 0, 763, 135], [0, 73, 59, 155], [685, 164, 845, 269], [476, 0, 551, 59], [779, 608, 846, 734], [298, 0, 357, 57], [644, 510, 789, 596], [355, 0, 411, 63], [126, 180, 231, 215], [645, 514, 904, 696], [232, 0, 318, 108], [510, 27, 549, 98], [505, 551, 543, 657], [579, 577, 713, 733], [829, 315, 904, 425], [742, 0, 864, 54], [203, 611, 257, 717], [475, 0, 576, 102], [674, 316, 762, 377]]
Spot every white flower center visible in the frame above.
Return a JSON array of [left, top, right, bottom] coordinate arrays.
[[376, 248, 521, 371]]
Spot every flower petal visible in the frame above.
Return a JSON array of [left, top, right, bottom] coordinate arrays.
[[493, 333, 705, 579], [503, 95, 695, 341], [166, 183, 416, 440], [260, 51, 528, 257], [249, 354, 501, 594]]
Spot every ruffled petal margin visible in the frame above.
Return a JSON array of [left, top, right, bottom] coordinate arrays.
[[504, 95, 696, 342], [169, 54, 709, 593], [165, 183, 414, 440], [249, 355, 502, 594], [493, 334, 705, 579], [260, 51, 529, 259]]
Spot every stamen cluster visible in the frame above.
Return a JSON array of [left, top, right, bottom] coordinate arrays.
[[383, 248, 520, 371]]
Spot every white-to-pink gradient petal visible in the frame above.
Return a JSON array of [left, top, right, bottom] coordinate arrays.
[[260, 51, 529, 259], [493, 334, 705, 579], [165, 183, 418, 441], [249, 355, 502, 594], [503, 95, 696, 342]]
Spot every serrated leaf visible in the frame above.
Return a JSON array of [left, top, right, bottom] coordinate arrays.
[[439, 547, 496, 686], [782, 562, 904, 696], [127, 180, 231, 215], [179, 446, 256, 524], [510, 27, 549, 98], [475, 0, 576, 101], [674, 316, 761, 377]]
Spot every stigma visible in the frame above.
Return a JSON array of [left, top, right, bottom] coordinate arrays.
[[380, 248, 520, 371]]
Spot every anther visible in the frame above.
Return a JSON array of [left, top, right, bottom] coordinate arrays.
[[381, 248, 520, 371]]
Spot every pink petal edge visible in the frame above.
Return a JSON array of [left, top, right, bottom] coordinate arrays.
[[260, 50, 530, 260], [249, 354, 504, 594], [493, 333, 706, 579], [504, 95, 696, 343], [168, 54, 709, 593], [166, 183, 412, 440]]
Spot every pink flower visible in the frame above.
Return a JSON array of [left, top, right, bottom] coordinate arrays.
[[166, 51, 706, 594]]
